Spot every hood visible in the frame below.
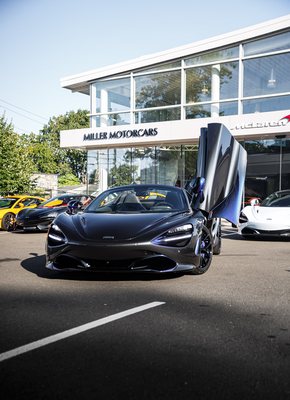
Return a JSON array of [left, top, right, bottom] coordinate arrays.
[[17, 206, 62, 218], [196, 123, 247, 225], [243, 205, 290, 222], [69, 212, 187, 241]]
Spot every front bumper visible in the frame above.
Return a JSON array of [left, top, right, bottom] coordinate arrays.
[[240, 225, 290, 238], [46, 236, 202, 274], [16, 217, 54, 230]]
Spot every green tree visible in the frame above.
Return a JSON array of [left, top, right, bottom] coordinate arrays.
[[24, 132, 59, 174], [23, 110, 89, 183], [40, 110, 89, 182], [0, 114, 35, 194]]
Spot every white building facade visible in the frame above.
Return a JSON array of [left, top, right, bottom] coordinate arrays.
[[60, 15, 290, 199]]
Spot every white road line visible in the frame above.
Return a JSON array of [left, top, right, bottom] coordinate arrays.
[[0, 301, 165, 362]]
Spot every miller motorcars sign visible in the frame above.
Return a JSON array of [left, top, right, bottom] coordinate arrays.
[[83, 127, 158, 141], [60, 110, 289, 149]]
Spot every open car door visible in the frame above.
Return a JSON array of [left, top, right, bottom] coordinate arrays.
[[189, 123, 247, 226]]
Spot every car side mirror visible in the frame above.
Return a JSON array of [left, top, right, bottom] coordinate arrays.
[[185, 177, 205, 209], [250, 198, 260, 206]]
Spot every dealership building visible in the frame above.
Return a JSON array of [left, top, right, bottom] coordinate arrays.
[[60, 14, 290, 199]]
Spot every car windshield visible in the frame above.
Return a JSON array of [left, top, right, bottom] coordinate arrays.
[[85, 186, 189, 214], [0, 198, 18, 209], [260, 191, 290, 207]]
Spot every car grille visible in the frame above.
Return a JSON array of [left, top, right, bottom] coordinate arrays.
[[54, 254, 177, 272]]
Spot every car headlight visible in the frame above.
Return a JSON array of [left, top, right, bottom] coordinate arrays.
[[153, 224, 193, 247], [47, 224, 67, 246], [239, 212, 248, 223]]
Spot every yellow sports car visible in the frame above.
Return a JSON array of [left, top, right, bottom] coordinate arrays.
[[0, 195, 45, 231]]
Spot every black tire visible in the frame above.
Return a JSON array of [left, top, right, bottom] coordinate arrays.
[[213, 221, 221, 255], [213, 236, 221, 255], [1, 212, 16, 231], [192, 225, 213, 275]]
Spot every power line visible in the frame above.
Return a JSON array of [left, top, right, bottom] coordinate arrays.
[[0, 104, 45, 126], [0, 98, 48, 121]]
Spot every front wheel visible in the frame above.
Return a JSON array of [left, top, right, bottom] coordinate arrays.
[[192, 225, 213, 275], [1, 212, 16, 231]]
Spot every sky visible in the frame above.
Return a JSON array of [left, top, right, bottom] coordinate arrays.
[[0, 0, 290, 134]]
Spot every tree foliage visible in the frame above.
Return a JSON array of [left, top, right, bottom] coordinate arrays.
[[0, 114, 35, 194], [0, 110, 89, 194], [26, 109, 89, 181]]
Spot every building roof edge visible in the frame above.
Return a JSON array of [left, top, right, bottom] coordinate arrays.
[[61, 14, 290, 92]]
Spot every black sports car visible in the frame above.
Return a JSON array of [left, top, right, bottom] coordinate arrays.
[[46, 123, 247, 275], [16, 194, 93, 231]]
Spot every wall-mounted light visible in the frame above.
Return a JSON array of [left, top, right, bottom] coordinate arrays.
[[267, 68, 276, 88]]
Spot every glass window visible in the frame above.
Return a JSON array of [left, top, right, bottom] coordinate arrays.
[[186, 62, 239, 103], [135, 71, 181, 109], [220, 62, 239, 99], [155, 147, 182, 186], [135, 60, 181, 73], [108, 148, 135, 187], [243, 53, 290, 97], [133, 147, 157, 184], [185, 102, 238, 118], [244, 138, 290, 198], [95, 78, 130, 113], [186, 66, 212, 103], [244, 31, 290, 56], [93, 113, 130, 127], [219, 101, 238, 116], [87, 145, 200, 193], [107, 113, 130, 126], [243, 95, 290, 114], [185, 46, 239, 66], [0, 198, 18, 209], [185, 104, 211, 119], [87, 150, 99, 190], [135, 108, 181, 123], [261, 191, 290, 207], [92, 115, 101, 127]]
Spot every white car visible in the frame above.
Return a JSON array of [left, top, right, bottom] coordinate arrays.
[[239, 190, 290, 239]]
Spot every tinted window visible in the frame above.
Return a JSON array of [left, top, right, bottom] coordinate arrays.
[[0, 198, 18, 209], [261, 191, 290, 207]]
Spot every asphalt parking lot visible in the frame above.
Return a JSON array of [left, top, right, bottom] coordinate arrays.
[[0, 223, 289, 400]]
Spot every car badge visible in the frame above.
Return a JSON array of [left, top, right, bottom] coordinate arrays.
[[102, 236, 115, 240]]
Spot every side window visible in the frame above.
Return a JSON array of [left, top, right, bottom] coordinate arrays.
[[22, 198, 39, 206]]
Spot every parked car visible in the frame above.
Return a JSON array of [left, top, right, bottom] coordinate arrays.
[[46, 123, 247, 276], [239, 189, 290, 239], [15, 194, 93, 231], [0, 195, 45, 231]]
